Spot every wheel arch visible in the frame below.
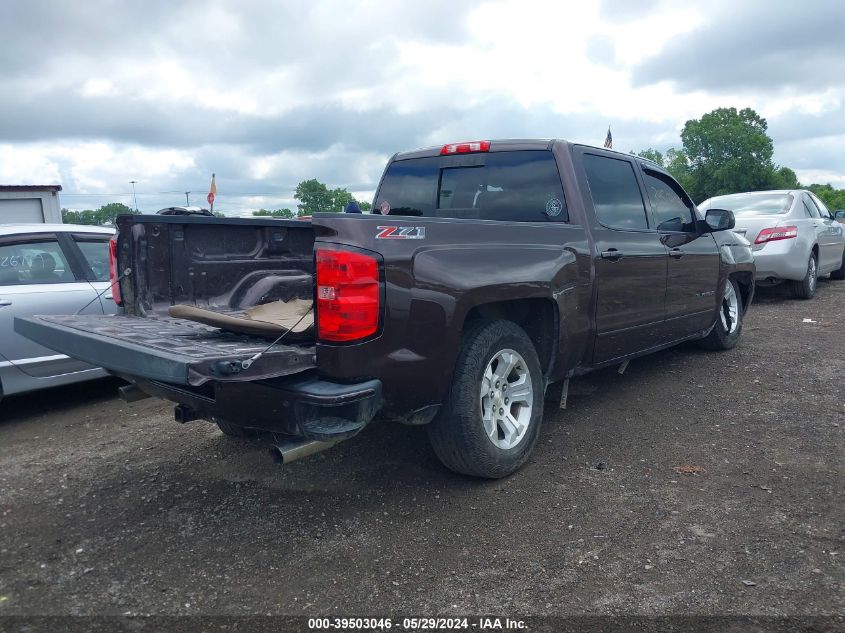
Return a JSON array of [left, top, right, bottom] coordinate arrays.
[[729, 271, 754, 313], [462, 298, 558, 376]]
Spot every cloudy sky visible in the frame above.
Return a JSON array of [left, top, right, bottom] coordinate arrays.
[[1, 0, 844, 215]]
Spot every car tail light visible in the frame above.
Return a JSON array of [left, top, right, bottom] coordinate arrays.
[[440, 140, 490, 155], [755, 225, 798, 244], [108, 236, 123, 306], [315, 248, 380, 342]]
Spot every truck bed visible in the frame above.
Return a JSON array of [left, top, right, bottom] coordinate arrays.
[[16, 314, 315, 386]]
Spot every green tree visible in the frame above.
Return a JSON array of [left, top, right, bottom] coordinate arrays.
[[331, 188, 355, 212], [62, 202, 137, 225], [769, 166, 801, 190], [294, 178, 374, 213], [634, 148, 664, 167], [680, 107, 775, 201], [807, 184, 845, 210], [62, 208, 93, 224], [631, 147, 695, 193], [294, 179, 334, 214], [94, 202, 136, 224], [253, 208, 296, 218], [663, 148, 695, 193]]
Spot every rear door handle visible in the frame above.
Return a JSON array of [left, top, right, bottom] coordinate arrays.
[[669, 248, 684, 259], [600, 249, 623, 261], [0, 299, 12, 307]]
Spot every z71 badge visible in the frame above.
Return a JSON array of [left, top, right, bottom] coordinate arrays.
[[376, 226, 426, 240]]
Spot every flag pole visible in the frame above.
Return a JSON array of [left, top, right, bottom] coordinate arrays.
[[208, 173, 216, 213]]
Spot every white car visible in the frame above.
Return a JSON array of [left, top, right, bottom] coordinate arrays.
[[0, 224, 118, 400], [699, 190, 845, 299]]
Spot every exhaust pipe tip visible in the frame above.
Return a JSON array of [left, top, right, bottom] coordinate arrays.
[[269, 445, 285, 464], [270, 439, 340, 465], [118, 384, 151, 403]]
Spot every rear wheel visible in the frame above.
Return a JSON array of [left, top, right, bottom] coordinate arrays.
[[789, 253, 817, 299], [428, 320, 544, 479], [699, 277, 743, 351]]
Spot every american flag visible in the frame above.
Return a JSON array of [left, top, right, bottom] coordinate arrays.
[[603, 127, 612, 149]]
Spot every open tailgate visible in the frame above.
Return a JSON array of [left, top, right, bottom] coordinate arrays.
[[15, 314, 315, 386]]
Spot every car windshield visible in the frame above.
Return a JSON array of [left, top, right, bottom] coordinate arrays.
[[702, 192, 793, 216]]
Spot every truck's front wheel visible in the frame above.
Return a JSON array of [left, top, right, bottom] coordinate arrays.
[[428, 320, 544, 478], [698, 277, 743, 351]]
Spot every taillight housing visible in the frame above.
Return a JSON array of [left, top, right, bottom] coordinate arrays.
[[108, 236, 123, 306], [315, 248, 380, 342], [755, 225, 798, 244], [441, 140, 490, 155]]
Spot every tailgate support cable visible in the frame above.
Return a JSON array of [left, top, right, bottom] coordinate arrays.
[[238, 304, 314, 371], [75, 268, 132, 315]]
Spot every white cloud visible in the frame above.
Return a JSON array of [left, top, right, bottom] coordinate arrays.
[[0, 145, 62, 184], [80, 79, 115, 97], [794, 169, 845, 190], [0, 0, 844, 211]]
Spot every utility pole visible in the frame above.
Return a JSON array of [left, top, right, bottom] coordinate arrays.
[[185, 191, 190, 206], [129, 180, 139, 212]]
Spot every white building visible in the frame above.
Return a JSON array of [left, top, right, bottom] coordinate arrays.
[[0, 185, 63, 223]]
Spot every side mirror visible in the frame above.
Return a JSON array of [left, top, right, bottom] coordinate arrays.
[[834, 210, 845, 221], [704, 208, 735, 232]]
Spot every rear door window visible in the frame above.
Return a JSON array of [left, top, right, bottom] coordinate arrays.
[[72, 236, 112, 282], [0, 239, 75, 285], [582, 154, 650, 230], [804, 195, 822, 218], [375, 157, 439, 217], [374, 150, 567, 222], [809, 193, 832, 219]]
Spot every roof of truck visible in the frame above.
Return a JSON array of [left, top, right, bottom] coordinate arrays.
[[391, 139, 649, 163], [393, 139, 558, 160]]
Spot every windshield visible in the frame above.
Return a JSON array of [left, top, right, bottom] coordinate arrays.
[[701, 192, 793, 216]]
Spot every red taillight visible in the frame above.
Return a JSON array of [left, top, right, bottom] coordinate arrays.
[[440, 140, 490, 155], [108, 236, 123, 306], [315, 248, 380, 342], [755, 225, 798, 244]]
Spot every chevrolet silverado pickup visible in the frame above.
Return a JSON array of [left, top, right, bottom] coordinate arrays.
[[17, 140, 755, 478]]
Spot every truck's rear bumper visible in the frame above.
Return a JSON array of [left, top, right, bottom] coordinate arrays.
[[130, 372, 382, 440]]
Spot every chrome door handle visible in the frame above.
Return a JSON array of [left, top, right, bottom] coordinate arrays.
[[0, 299, 12, 307], [669, 248, 684, 259], [600, 249, 623, 261]]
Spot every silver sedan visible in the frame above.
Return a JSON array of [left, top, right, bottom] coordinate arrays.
[[699, 190, 845, 299], [0, 224, 118, 400]]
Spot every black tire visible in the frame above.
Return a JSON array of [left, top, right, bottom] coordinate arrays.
[[699, 277, 743, 351], [789, 253, 818, 299], [427, 320, 544, 479], [830, 250, 845, 280], [215, 419, 252, 437]]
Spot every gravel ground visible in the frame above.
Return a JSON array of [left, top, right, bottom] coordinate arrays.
[[0, 280, 842, 619]]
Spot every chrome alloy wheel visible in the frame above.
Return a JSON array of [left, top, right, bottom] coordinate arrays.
[[480, 349, 533, 450], [720, 281, 740, 334], [808, 256, 817, 293]]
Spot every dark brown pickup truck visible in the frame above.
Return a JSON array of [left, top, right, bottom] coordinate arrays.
[[17, 139, 755, 478]]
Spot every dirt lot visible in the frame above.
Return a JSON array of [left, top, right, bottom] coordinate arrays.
[[0, 280, 842, 621]]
